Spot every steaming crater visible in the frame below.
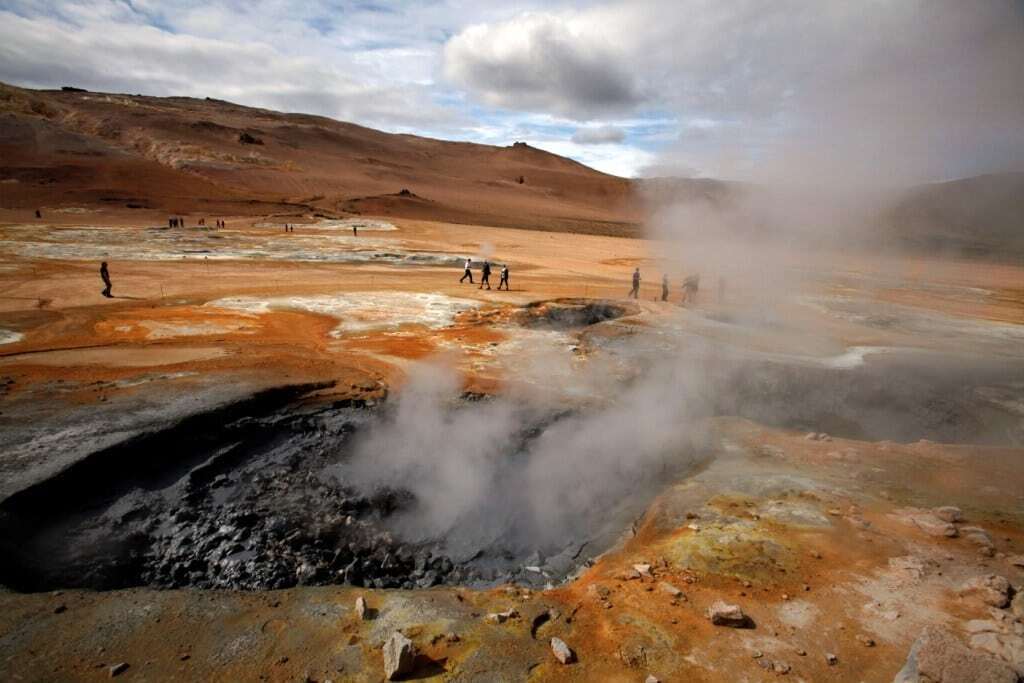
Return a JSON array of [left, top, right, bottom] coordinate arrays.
[[0, 391, 699, 592], [2, 334, 1022, 593]]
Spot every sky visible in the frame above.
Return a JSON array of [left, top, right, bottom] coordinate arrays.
[[1, 0, 1022, 182]]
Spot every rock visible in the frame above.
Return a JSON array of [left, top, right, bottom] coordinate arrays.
[[633, 563, 653, 578], [550, 637, 575, 664], [757, 659, 791, 674], [857, 634, 877, 647], [1011, 592, 1024, 620], [109, 663, 129, 677], [355, 596, 367, 620], [958, 575, 1012, 608], [893, 626, 1017, 683], [826, 652, 838, 665], [1007, 555, 1024, 568], [707, 601, 751, 628], [383, 632, 415, 681], [912, 513, 958, 538], [805, 432, 818, 440], [969, 631, 1024, 672], [659, 581, 684, 599], [933, 506, 963, 523], [645, 676, 660, 683], [486, 608, 519, 624]]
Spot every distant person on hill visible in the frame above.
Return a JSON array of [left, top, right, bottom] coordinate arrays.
[[353, 225, 358, 237], [681, 274, 700, 304], [100, 261, 113, 298], [661, 274, 669, 302], [498, 264, 509, 290], [479, 260, 492, 290], [459, 257, 474, 284], [629, 268, 641, 299], [35, 209, 41, 219]]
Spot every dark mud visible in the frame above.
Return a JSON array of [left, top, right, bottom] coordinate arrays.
[[0, 390, 675, 593], [515, 298, 636, 328]]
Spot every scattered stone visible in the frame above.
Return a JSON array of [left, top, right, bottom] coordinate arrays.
[[893, 626, 1017, 683], [707, 601, 751, 628], [633, 563, 653, 578], [659, 581, 684, 599], [355, 596, 368, 620], [550, 637, 575, 664], [1007, 555, 1024, 568], [486, 608, 519, 624], [826, 653, 838, 665], [795, 648, 806, 656], [109, 663, 129, 677], [54, 604, 67, 614], [383, 632, 416, 681], [445, 632, 460, 644], [752, 650, 763, 659], [857, 635, 876, 647], [645, 676, 660, 683], [933, 506, 963, 523], [958, 575, 1012, 608], [757, 659, 791, 674]]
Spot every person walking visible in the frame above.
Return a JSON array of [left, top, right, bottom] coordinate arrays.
[[100, 261, 113, 298], [629, 267, 641, 299], [498, 264, 509, 290], [661, 274, 669, 302], [479, 260, 492, 290], [459, 257, 474, 283]]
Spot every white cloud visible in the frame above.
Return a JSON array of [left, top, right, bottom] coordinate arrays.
[[443, 12, 641, 119], [529, 140, 655, 178], [571, 125, 625, 145], [442, 0, 1024, 184]]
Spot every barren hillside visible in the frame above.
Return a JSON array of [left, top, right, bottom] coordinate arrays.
[[0, 82, 641, 234]]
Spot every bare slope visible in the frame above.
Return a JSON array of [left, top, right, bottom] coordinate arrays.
[[0, 83, 640, 234]]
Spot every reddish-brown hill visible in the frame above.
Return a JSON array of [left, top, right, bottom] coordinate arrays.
[[0, 83, 641, 234]]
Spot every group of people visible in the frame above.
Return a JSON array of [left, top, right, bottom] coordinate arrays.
[[460, 258, 509, 291], [168, 217, 226, 228], [630, 268, 701, 304]]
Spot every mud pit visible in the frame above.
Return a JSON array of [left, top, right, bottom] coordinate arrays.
[[3, 342, 1021, 596], [0, 389, 694, 594]]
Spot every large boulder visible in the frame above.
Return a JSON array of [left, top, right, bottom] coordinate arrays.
[[893, 627, 1017, 683], [383, 632, 416, 681]]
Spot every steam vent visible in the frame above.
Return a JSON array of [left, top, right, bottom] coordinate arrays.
[[2, 4, 1024, 679]]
